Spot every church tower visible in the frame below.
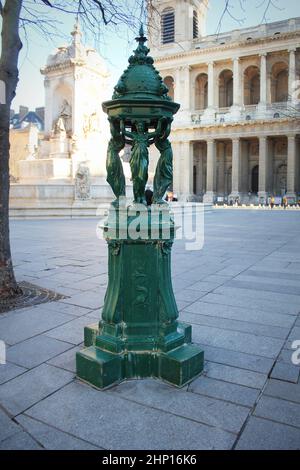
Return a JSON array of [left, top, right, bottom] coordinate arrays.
[[149, 0, 208, 53]]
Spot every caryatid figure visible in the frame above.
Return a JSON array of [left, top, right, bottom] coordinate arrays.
[[120, 119, 162, 205], [106, 118, 126, 204], [153, 119, 173, 205]]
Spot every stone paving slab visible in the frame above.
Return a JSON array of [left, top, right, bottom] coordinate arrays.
[[264, 379, 300, 403], [236, 274, 300, 290], [109, 379, 250, 434], [36, 301, 92, 317], [204, 362, 267, 389], [44, 316, 95, 345], [201, 345, 274, 374], [0, 307, 76, 346], [218, 283, 300, 303], [189, 376, 260, 407], [200, 292, 300, 315], [235, 416, 300, 450], [192, 324, 283, 358], [0, 362, 27, 385], [254, 395, 300, 428], [270, 362, 300, 384], [7, 335, 73, 369], [175, 288, 207, 303], [181, 311, 289, 339], [245, 269, 300, 282], [184, 299, 296, 326], [60, 289, 107, 309], [0, 364, 74, 416], [0, 212, 299, 449], [214, 284, 300, 305], [16, 415, 101, 450], [26, 381, 236, 450], [0, 431, 42, 450], [0, 409, 20, 442], [47, 345, 81, 373]]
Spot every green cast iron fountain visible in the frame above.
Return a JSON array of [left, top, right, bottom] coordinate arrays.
[[76, 26, 204, 388]]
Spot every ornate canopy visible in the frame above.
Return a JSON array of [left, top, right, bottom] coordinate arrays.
[[102, 25, 180, 126]]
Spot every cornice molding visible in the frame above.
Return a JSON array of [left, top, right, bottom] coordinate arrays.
[[172, 116, 300, 132], [153, 31, 300, 64]]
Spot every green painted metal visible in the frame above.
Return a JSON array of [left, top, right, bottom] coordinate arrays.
[[76, 26, 204, 389]]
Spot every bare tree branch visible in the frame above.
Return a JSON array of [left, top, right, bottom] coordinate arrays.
[[216, 0, 284, 34]]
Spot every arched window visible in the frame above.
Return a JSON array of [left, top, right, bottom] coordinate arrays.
[[193, 11, 199, 39], [161, 8, 175, 44], [163, 76, 175, 100], [195, 73, 208, 109], [244, 66, 260, 105], [276, 70, 288, 102], [219, 70, 233, 108], [271, 62, 288, 103]]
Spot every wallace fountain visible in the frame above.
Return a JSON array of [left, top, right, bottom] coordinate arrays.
[[76, 26, 204, 388]]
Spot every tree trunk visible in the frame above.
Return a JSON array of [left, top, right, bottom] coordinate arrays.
[[0, 0, 23, 300]]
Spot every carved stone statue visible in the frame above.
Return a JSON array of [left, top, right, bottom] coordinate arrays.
[[120, 119, 162, 204], [53, 116, 66, 135], [153, 119, 173, 205], [75, 163, 91, 200], [106, 119, 126, 203], [59, 99, 72, 133]]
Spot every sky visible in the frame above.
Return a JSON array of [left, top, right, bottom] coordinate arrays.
[[4, 0, 300, 112]]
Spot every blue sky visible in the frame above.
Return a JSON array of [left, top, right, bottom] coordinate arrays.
[[9, 0, 300, 111]]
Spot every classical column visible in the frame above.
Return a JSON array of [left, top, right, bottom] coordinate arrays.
[[176, 66, 191, 124], [217, 142, 226, 197], [288, 48, 296, 104], [233, 57, 241, 107], [203, 62, 215, 121], [258, 136, 269, 203], [179, 141, 194, 201], [203, 139, 216, 203], [174, 68, 181, 104], [193, 144, 202, 196], [286, 134, 297, 200], [207, 61, 215, 108], [196, 145, 204, 196], [229, 138, 241, 201], [180, 66, 191, 110], [259, 53, 267, 107], [172, 141, 181, 196], [241, 140, 250, 195]]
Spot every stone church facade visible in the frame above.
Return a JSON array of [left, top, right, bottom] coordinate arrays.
[[149, 0, 300, 204]]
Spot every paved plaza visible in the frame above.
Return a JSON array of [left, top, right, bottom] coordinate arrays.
[[0, 209, 300, 450]]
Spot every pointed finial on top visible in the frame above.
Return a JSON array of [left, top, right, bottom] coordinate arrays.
[[135, 23, 147, 45], [71, 19, 82, 44]]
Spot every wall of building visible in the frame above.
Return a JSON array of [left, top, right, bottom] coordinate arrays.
[[149, 2, 300, 203]]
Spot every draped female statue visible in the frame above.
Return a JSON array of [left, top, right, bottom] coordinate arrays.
[[106, 119, 126, 204], [120, 119, 162, 204], [153, 119, 173, 205]]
